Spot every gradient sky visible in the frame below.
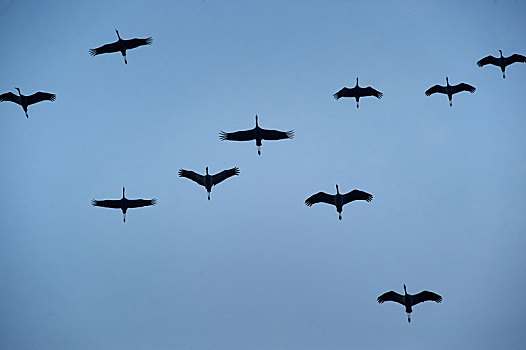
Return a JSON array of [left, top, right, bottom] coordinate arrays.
[[1, 1, 526, 349]]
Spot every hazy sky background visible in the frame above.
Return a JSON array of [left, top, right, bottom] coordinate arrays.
[[1, 1, 525, 349]]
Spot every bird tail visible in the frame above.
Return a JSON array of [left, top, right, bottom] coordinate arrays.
[[407, 313, 411, 323]]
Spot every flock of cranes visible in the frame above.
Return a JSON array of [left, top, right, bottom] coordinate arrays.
[[3, 28, 525, 323]]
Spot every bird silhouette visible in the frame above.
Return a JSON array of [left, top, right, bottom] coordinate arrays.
[[219, 115, 293, 155], [0, 88, 55, 118], [377, 284, 442, 323], [305, 185, 372, 220], [477, 50, 526, 78], [92, 187, 156, 222], [333, 77, 383, 108], [178, 167, 239, 200], [425, 77, 475, 107], [89, 29, 152, 64]]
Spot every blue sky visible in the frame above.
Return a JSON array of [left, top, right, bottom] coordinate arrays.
[[1, 1, 525, 349]]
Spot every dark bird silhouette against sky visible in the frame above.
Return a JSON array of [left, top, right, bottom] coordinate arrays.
[[219, 115, 293, 155], [425, 77, 476, 107], [305, 185, 372, 220], [477, 50, 526, 78], [92, 187, 156, 222], [333, 77, 383, 108], [89, 29, 152, 64], [377, 284, 442, 323], [178, 167, 239, 200], [0, 88, 55, 118]]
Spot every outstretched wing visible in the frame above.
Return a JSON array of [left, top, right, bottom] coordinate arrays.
[[123, 37, 153, 50], [425, 84, 446, 96], [260, 128, 294, 140], [89, 41, 120, 56], [26, 92, 56, 105], [305, 192, 334, 207], [377, 291, 404, 305], [178, 169, 205, 186], [451, 83, 476, 94], [342, 189, 373, 205], [92, 199, 122, 209], [212, 167, 240, 185], [127, 198, 156, 208], [477, 55, 499, 67], [362, 86, 383, 99], [333, 87, 356, 99], [219, 129, 256, 141], [411, 291, 442, 306], [505, 53, 526, 65], [0, 92, 20, 104]]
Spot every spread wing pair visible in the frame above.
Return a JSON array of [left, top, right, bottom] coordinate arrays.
[[91, 198, 156, 209], [425, 77, 475, 106], [305, 189, 372, 207], [0, 91, 56, 105], [219, 116, 293, 155], [377, 291, 442, 305], [477, 50, 526, 78], [92, 187, 156, 222], [89, 29, 152, 64], [425, 83, 476, 96], [219, 128, 294, 142], [178, 167, 240, 200], [0, 88, 56, 118], [333, 78, 383, 108], [305, 185, 372, 220]]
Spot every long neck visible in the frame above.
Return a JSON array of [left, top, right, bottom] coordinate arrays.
[[355, 77, 359, 86], [15, 88, 21, 96], [336, 184, 340, 195], [116, 30, 121, 40], [446, 77, 449, 86], [404, 285, 408, 296], [206, 167, 209, 175], [122, 187, 125, 198], [499, 50, 503, 58], [255, 115, 259, 128]]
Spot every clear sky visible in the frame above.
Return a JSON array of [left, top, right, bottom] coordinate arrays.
[[1, 0, 525, 349]]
